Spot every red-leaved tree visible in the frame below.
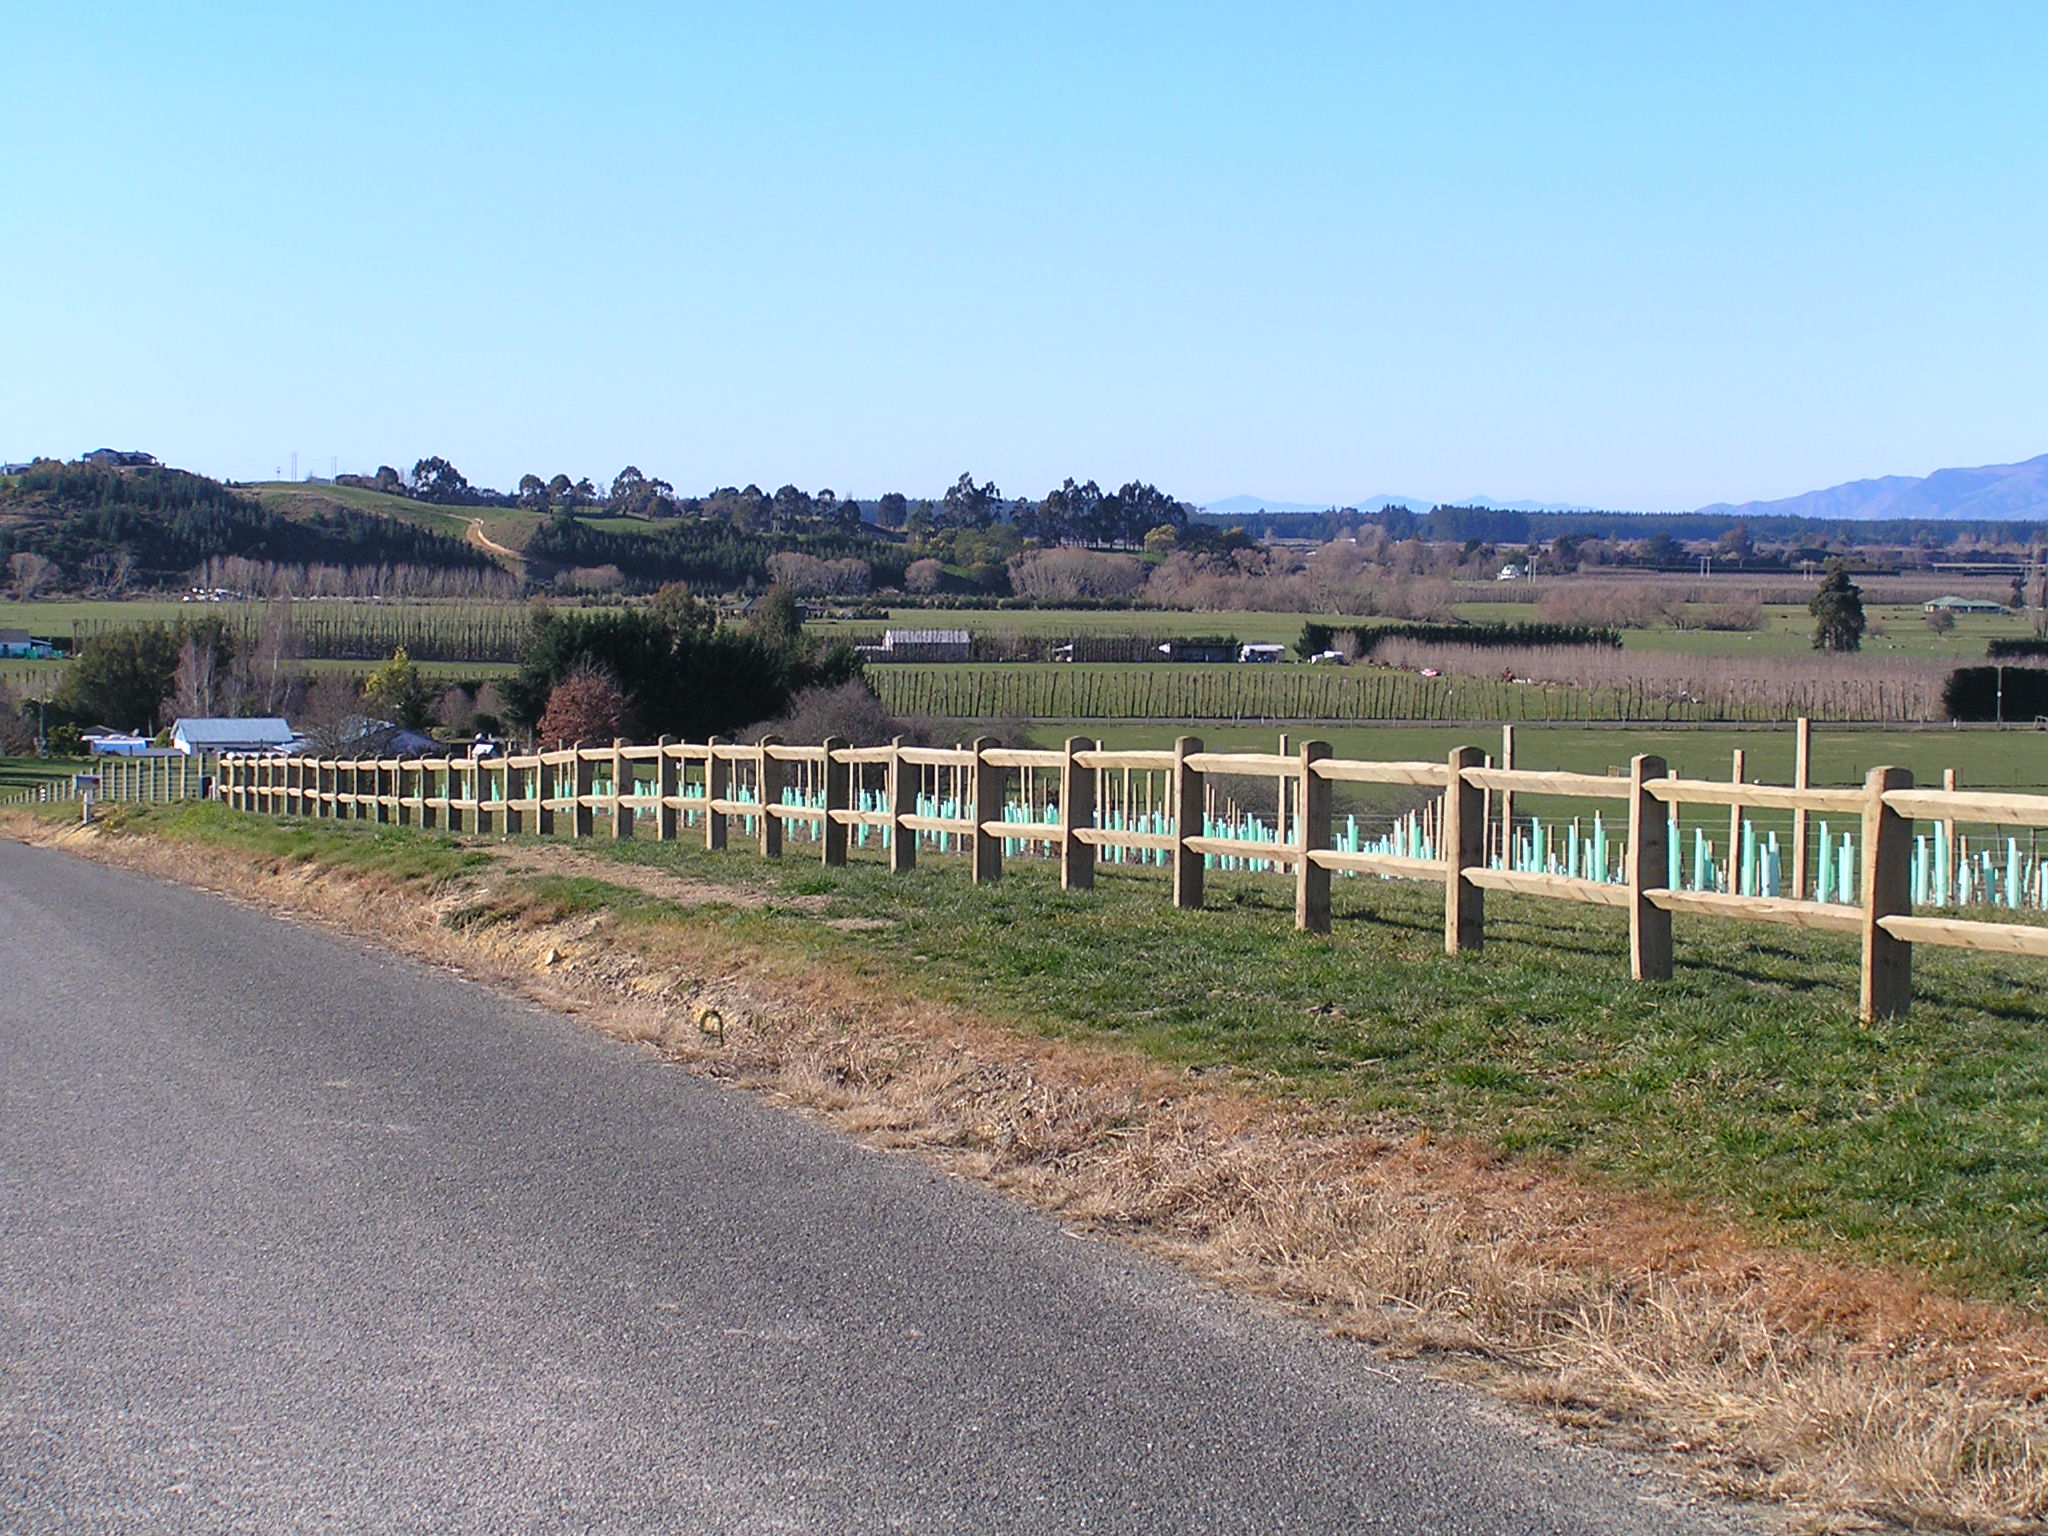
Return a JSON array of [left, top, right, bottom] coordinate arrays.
[[535, 667, 631, 749]]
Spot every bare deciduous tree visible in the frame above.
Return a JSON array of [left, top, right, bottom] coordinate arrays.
[[7, 552, 54, 601]]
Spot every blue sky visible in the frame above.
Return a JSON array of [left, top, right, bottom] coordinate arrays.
[[5, 2, 2044, 510]]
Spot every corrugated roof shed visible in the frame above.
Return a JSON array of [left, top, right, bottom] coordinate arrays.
[[884, 629, 971, 647], [170, 717, 296, 751]]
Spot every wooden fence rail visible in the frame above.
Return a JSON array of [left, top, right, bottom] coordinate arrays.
[[213, 729, 2048, 1022]]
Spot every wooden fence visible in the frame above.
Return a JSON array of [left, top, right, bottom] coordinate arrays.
[[211, 729, 2048, 1022], [2, 755, 219, 808]]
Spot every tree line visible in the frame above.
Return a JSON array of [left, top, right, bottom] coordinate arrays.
[[27, 585, 863, 753], [344, 458, 1193, 546]]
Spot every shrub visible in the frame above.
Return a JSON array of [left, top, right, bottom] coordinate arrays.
[[1941, 665, 2048, 722]]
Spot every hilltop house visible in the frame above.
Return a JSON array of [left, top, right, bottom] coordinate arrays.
[[81, 448, 159, 468]]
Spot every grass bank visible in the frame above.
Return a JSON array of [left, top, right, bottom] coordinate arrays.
[[32, 800, 2048, 1530], [100, 798, 2048, 1312]]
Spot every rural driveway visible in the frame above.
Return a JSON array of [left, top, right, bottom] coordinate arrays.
[[0, 839, 1753, 1535]]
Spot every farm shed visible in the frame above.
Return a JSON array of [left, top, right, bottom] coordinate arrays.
[[84, 729, 159, 757], [0, 629, 56, 659], [876, 629, 972, 662], [1155, 639, 1238, 663], [1924, 596, 2006, 614], [170, 717, 298, 757], [1239, 643, 1288, 664]]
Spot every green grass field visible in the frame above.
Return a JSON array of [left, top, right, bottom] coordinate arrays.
[[0, 756, 84, 795], [819, 600, 2037, 658], [108, 798, 2048, 1312], [247, 481, 545, 552], [1010, 719, 2048, 790], [809, 608, 1381, 646]]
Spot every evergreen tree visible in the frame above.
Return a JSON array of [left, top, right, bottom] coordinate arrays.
[[1808, 563, 1866, 653], [364, 647, 435, 729]]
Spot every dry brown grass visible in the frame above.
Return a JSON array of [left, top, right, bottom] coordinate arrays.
[[16, 811, 2047, 1534]]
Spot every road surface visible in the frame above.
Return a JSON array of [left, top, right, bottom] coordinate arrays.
[[0, 839, 1751, 1534]]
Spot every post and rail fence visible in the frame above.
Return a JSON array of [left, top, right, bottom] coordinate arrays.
[[2, 755, 220, 810], [199, 726, 2048, 1022]]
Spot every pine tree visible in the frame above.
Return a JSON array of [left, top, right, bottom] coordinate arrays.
[[1809, 563, 1866, 653]]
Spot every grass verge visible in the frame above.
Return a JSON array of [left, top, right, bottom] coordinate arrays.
[[20, 800, 2048, 1532]]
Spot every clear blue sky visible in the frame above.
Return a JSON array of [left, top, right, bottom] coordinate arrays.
[[6, 2, 2044, 511]]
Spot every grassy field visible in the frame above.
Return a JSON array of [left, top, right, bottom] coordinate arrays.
[[9, 594, 2033, 661], [249, 481, 471, 541], [107, 798, 2048, 1313], [1010, 719, 2048, 790], [247, 481, 545, 552], [0, 756, 84, 795], [0, 598, 534, 663], [817, 601, 2042, 659], [810, 608, 1382, 646]]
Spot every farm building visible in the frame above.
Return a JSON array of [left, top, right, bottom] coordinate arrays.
[[1239, 643, 1288, 664], [0, 629, 57, 659], [170, 717, 297, 756], [1923, 595, 2006, 614], [864, 629, 973, 662], [83, 729, 160, 757], [1155, 639, 1238, 663]]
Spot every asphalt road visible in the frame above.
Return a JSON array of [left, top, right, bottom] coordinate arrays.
[[0, 838, 1754, 1535]]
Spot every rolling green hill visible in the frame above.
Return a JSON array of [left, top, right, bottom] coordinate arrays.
[[0, 463, 500, 585]]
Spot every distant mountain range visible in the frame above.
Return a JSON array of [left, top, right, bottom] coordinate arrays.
[[1696, 453, 2048, 522], [1205, 452, 2048, 523]]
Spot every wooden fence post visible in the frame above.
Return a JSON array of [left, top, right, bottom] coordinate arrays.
[[972, 736, 1004, 884], [758, 737, 784, 858], [1444, 745, 1485, 954], [572, 746, 596, 839], [1628, 754, 1673, 981], [1498, 724, 1516, 867], [1296, 741, 1332, 934], [705, 736, 729, 850], [1061, 736, 1096, 891], [656, 738, 678, 841], [821, 737, 850, 867], [1790, 717, 1812, 899], [495, 760, 516, 835], [534, 754, 556, 836], [889, 736, 918, 873], [446, 761, 467, 833], [1173, 735, 1204, 910], [1941, 766, 1958, 902], [608, 738, 633, 839], [1861, 765, 1915, 1021], [1727, 748, 1746, 893]]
